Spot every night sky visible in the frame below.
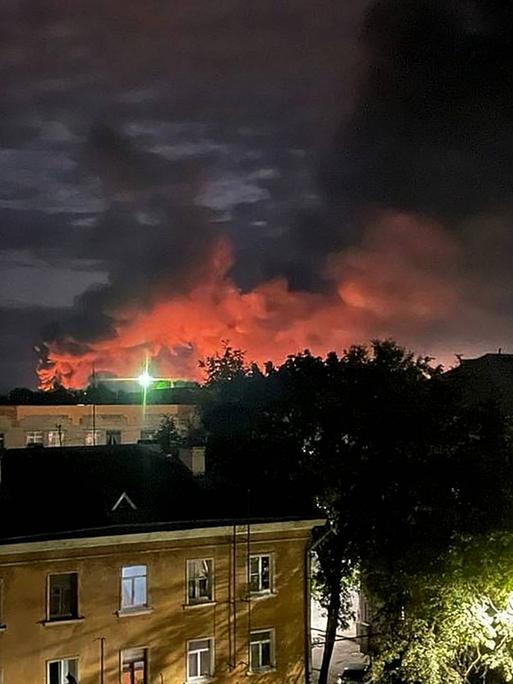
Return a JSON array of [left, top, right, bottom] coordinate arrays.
[[1, 1, 513, 390]]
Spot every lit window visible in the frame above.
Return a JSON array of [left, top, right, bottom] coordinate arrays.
[[249, 630, 274, 672], [48, 658, 79, 684], [84, 430, 101, 446], [26, 431, 43, 446], [249, 555, 272, 593], [48, 573, 78, 621], [187, 638, 214, 681], [187, 559, 213, 603], [47, 430, 65, 448], [121, 565, 147, 610], [121, 648, 146, 684], [106, 430, 122, 446]]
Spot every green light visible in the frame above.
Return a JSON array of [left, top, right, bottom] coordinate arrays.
[[155, 380, 172, 390]]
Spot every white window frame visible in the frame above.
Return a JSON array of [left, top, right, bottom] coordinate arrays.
[[121, 647, 147, 684], [186, 559, 214, 604], [249, 554, 273, 594], [47, 429, 65, 448], [26, 430, 43, 446], [249, 629, 275, 673], [186, 637, 214, 682], [84, 429, 102, 446], [120, 565, 148, 611], [46, 656, 79, 684], [47, 572, 79, 621]]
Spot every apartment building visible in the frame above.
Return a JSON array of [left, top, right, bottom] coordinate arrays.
[[0, 445, 323, 683], [0, 403, 199, 449]]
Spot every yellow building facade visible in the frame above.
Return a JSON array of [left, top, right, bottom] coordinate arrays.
[[0, 403, 198, 449], [0, 519, 321, 684]]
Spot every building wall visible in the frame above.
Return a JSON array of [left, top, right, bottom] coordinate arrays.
[[0, 522, 314, 683], [0, 404, 198, 449]]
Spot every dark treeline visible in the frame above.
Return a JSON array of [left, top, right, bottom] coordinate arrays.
[[0, 383, 202, 405]]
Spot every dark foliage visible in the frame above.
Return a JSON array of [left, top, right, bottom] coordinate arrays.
[[200, 340, 513, 684]]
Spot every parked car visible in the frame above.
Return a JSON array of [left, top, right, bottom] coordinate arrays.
[[336, 662, 368, 684]]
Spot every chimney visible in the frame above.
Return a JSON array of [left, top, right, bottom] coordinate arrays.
[[178, 446, 206, 477]]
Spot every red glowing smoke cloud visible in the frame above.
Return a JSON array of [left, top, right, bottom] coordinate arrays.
[[39, 212, 464, 389]]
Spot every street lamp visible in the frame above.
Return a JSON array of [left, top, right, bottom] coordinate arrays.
[[137, 371, 154, 389], [88, 357, 166, 437]]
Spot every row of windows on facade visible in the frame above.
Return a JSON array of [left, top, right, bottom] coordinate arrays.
[[21, 428, 158, 447], [0, 556, 272, 628], [45, 630, 275, 684]]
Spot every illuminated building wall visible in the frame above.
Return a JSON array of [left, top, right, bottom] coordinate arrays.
[[0, 404, 199, 449], [0, 519, 320, 683]]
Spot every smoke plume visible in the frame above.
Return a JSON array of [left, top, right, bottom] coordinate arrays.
[[38, 0, 513, 388]]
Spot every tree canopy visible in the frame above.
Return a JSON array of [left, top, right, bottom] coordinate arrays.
[[200, 340, 513, 684]]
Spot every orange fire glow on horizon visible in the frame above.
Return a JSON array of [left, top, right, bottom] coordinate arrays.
[[38, 213, 465, 390]]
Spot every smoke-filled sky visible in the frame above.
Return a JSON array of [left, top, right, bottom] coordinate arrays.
[[1, 0, 513, 390]]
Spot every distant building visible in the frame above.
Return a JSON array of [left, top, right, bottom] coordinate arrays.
[[0, 445, 323, 683], [0, 403, 199, 449], [444, 352, 513, 412]]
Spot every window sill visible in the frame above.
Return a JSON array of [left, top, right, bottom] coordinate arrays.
[[247, 591, 276, 601], [185, 677, 215, 683], [116, 606, 154, 618], [247, 667, 277, 676], [183, 600, 217, 610], [42, 617, 84, 627]]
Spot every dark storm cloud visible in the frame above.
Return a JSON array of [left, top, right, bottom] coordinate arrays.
[[26, 121, 221, 348], [326, 0, 513, 221], [0, 0, 369, 384], [8, 0, 513, 386], [311, 0, 513, 363], [0, 306, 63, 390]]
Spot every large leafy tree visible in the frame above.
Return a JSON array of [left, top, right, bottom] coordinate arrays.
[[200, 340, 513, 684], [367, 531, 513, 684]]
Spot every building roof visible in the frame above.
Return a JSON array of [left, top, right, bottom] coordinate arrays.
[[0, 445, 319, 545], [444, 352, 513, 411]]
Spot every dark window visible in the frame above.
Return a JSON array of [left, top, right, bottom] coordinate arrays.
[[187, 559, 213, 603], [106, 430, 122, 446], [249, 555, 271, 593], [49, 573, 78, 620], [0, 433, 4, 449], [48, 658, 79, 684], [249, 630, 274, 672]]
